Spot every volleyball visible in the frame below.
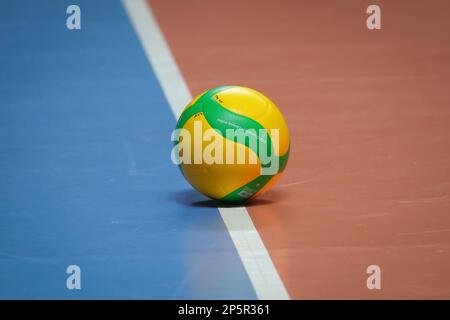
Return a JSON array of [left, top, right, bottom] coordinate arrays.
[[172, 86, 290, 203]]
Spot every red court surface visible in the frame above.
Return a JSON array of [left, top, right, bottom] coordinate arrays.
[[150, 0, 450, 298]]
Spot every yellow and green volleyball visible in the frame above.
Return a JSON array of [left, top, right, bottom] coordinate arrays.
[[174, 86, 290, 203]]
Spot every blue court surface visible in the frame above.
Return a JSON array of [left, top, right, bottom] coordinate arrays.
[[0, 0, 256, 299]]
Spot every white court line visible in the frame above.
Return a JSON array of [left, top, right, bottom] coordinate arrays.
[[122, 0, 290, 300]]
